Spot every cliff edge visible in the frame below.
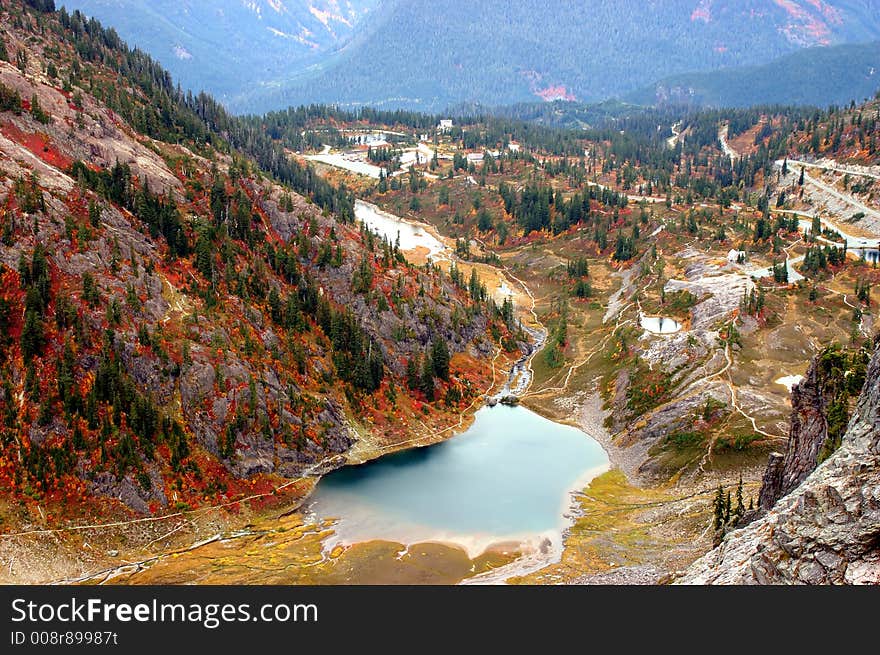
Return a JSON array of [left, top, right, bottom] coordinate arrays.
[[678, 348, 880, 584]]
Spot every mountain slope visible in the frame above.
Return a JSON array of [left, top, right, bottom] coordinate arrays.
[[627, 41, 880, 108], [0, 1, 504, 523], [60, 0, 381, 110]]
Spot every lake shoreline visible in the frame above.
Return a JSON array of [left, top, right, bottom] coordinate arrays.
[[308, 404, 610, 563]]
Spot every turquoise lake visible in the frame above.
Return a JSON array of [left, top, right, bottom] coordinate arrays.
[[308, 405, 609, 557]]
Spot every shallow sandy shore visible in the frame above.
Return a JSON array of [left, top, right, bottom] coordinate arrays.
[[574, 391, 646, 483]]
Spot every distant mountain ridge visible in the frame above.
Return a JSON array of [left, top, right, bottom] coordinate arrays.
[[250, 0, 880, 112], [63, 0, 880, 113], [626, 41, 880, 109]]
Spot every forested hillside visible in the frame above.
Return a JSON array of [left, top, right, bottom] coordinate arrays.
[[0, 1, 508, 524]]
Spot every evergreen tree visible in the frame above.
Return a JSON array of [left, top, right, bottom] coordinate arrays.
[[468, 267, 484, 302], [613, 234, 634, 261], [713, 485, 725, 531], [477, 208, 493, 232], [0, 81, 21, 112], [420, 354, 435, 401], [26, 0, 57, 12], [430, 337, 451, 381], [406, 356, 420, 391], [735, 476, 744, 519], [30, 94, 50, 124], [21, 305, 44, 361]]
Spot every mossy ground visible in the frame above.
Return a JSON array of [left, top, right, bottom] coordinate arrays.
[[509, 471, 711, 584]]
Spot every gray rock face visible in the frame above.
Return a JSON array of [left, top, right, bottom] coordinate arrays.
[[758, 358, 829, 510], [664, 273, 753, 331], [227, 397, 353, 479], [179, 361, 216, 408], [678, 349, 880, 585], [609, 368, 631, 434], [618, 383, 729, 482], [88, 467, 169, 514], [757, 452, 785, 511]]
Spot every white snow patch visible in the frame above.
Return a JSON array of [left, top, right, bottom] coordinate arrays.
[[775, 375, 804, 393]]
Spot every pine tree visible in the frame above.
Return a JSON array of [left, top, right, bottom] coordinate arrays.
[[420, 355, 435, 401], [30, 93, 50, 124], [21, 306, 44, 361], [468, 267, 484, 302], [430, 337, 451, 381], [735, 476, 744, 519], [406, 356, 420, 391], [477, 209, 493, 232], [713, 485, 725, 531], [248, 376, 258, 417]]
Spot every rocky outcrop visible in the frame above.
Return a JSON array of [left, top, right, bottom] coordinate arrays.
[[757, 357, 829, 510], [757, 452, 784, 511], [677, 349, 880, 584]]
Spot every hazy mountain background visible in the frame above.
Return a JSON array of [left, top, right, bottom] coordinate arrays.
[[626, 41, 880, 108], [60, 0, 382, 109], [62, 0, 880, 113]]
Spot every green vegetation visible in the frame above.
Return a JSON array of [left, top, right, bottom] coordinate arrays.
[[71, 161, 189, 258], [626, 364, 673, 416], [712, 477, 746, 540], [0, 81, 21, 113], [815, 344, 872, 462], [665, 431, 704, 448]]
